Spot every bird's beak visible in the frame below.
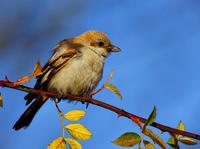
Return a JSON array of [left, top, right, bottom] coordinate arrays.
[[108, 44, 121, 52]]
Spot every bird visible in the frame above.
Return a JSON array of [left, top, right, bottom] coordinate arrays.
[[13, 30, 121, 130]]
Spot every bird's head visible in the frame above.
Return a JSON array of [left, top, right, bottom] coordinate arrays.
[[74, 30, 121, 57]]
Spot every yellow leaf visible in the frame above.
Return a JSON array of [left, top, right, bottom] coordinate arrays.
[[47, 137, 66, 149], [143, 106, 156, 131], [64, 110, 86, 121], [167, 136, 179, 148], [65, 138, 82, 149], [138, 145, 143, 149], [0, 93, 3, 108], [143, 129, 166, 149], [112, 132, 141, 147], [33, 61, 43, 77], [176, 120, 185, 139], [105, 84, 122, 99], [65, 123, 92, 140], [179, 137, 197, 145], [143, 140, 156, 149], [177, 121, 185, 131]]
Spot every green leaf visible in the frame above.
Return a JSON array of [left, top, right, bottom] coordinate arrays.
[[64, 110, 86, 121], [179, 137, 197, 145], [0, 93, 3, 108], [65, 123, 92, 140], [112, 132, 141, 147], [65, 138, 82, 149], [105, 84, 122, 99], [143, 140, 155, 149], [47, 137, 66, 149], [143, 106, 156, 130], [167, 136, 179, 149]]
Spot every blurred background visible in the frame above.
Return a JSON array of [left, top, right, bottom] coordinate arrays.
[[1, 0, 200, 148]]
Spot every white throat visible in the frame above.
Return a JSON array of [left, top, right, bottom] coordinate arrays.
[[87, 46, 108, 58]]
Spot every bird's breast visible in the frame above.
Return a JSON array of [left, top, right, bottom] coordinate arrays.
[[47, 50, 104, 96]]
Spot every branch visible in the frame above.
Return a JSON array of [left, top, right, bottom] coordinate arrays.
[[1, 79, 200, 140], [53, 98, 65, 138]]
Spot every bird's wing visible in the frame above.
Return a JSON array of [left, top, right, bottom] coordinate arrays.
[[24, 39, 83, 105], [41, 39, 80, 75]]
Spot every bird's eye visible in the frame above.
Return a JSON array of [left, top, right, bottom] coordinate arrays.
[[98, 41, 104, 47]]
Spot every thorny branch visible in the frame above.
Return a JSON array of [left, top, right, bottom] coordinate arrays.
[[0, 79, 200, 140]]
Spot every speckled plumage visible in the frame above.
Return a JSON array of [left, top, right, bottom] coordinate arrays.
[[13, 30, 120, 130]]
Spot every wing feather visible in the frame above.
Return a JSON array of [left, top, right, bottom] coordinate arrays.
[[24, 39, 83, 105]]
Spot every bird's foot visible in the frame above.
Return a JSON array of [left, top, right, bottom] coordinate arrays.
[[52, 95, 62, 103], [82, 94, 93, 108], [56, 98, 62, 103]]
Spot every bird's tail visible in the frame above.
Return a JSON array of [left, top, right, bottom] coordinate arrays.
[[13, 96, 47, 130]]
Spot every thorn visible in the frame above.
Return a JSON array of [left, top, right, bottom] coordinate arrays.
[[4, 75, 9, 81], [117, 109, 125, 117], [117, 113, 123, 117]]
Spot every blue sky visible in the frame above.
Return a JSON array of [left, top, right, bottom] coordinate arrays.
[[0, 0, 200, 149]]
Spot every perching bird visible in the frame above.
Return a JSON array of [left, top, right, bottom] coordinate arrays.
[[13, 30, 121, 130]]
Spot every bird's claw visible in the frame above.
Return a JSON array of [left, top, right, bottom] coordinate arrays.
[[82, 94, 92, 108], [56, 98, 62, 103]]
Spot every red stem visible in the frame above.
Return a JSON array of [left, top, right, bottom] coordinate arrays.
[[0, 80, 200, 140]]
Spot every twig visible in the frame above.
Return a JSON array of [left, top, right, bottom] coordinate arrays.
[[0, 79, 200, 140], [90, 70, 114, 96], [53, 98, 65, 138]]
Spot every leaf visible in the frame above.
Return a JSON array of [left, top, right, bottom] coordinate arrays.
[[47, 137, 66, 149], [177, 120, 185, 131], [143, 140, 155, 149], [130, 115, 142, 129], [143, 129, 166, 149], [105, 84, 122, 99], [65, 138, 82, 149], [65, 123, 92, 140], [179, 137, 197, 145], [12, 62, 43, 87], [13, 75, 31, 86], [143, 106, 156, 130], [0, 93, 3, 108], [112, 132, 141, 147], [167, 136, 179, 149], [138, 145, 143, 149], [64, 110, 86, 121], [33, 61, 43, 77], [176, 120, 185, 139]]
